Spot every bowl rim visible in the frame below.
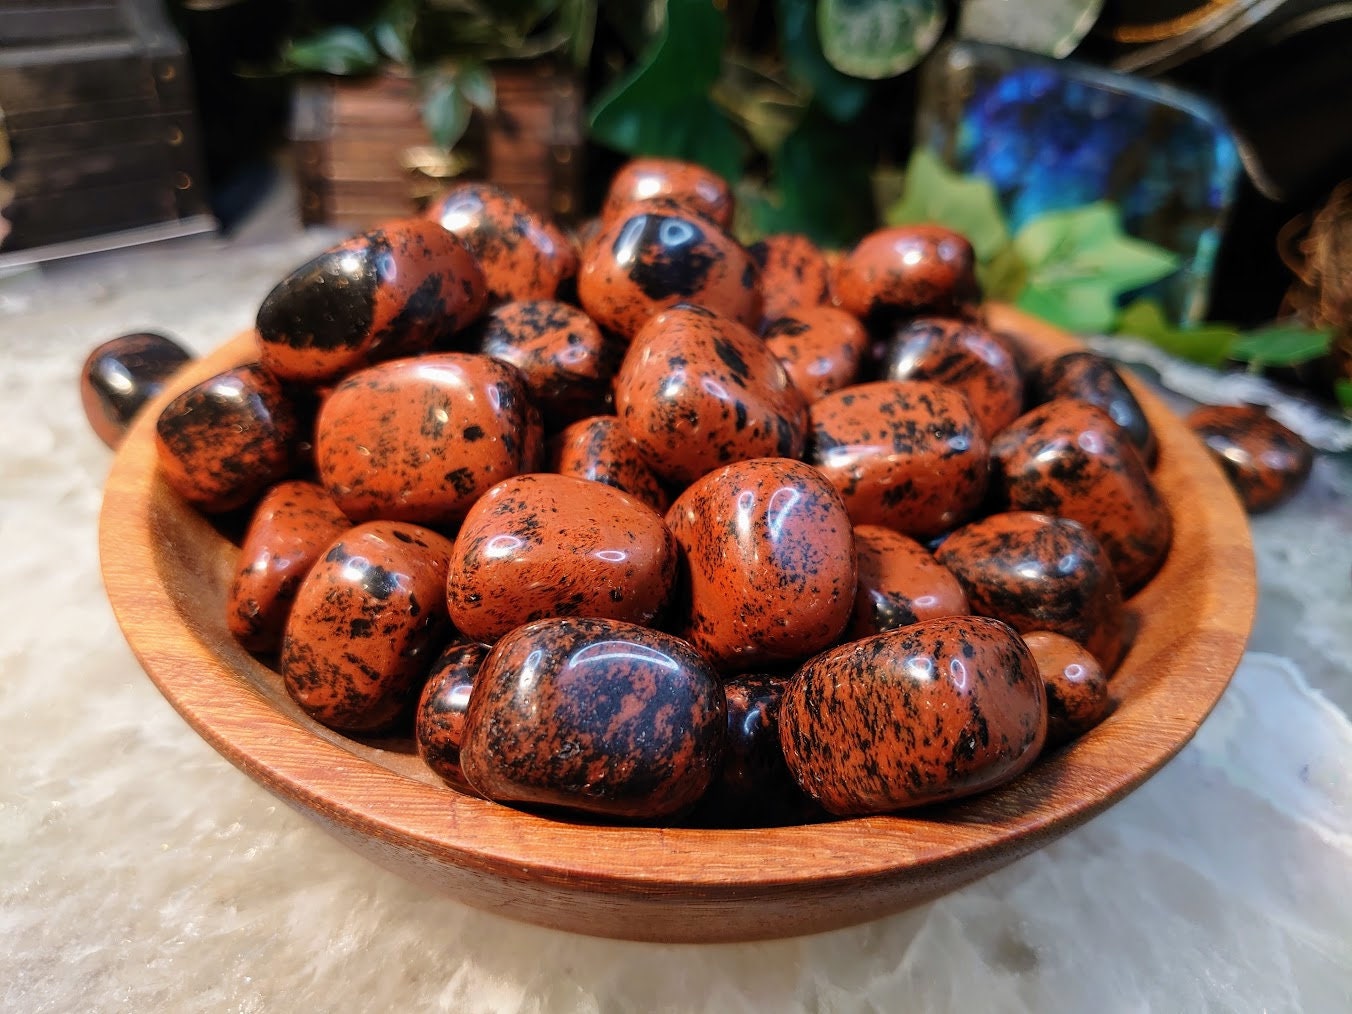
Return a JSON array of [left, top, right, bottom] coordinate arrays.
[[98, 306, 1255, 909]]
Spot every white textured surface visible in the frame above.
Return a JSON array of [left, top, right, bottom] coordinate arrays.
[[3, 230, 1352, 1012]]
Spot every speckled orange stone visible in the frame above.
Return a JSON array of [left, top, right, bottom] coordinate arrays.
[[281, 521, 455, 733], [578, 208, 761, 337], [936, 512, 1126, 670], [696, 673, 810, 826], [834, 225, 979, 325], [614, 304, 808, 485], [808, 380, 989, 537], [601, 157, 734, 229], [850, 525, 969, 639], [1028, 351, 1157, 467], [548, 415, 670, 512], [991, 399, 1172, 593], [1186, 404, 1313, 513], [763, 306, 868, 403], [256, 218, 487, 384], [415, 640, 489, 790], [460, 617, 727, 820], [81, 331, 193, 448], [425, 182, 578, 304], [226, 480, 351, 653], [476, 299, 622, 429], [883, 317, 1025, 438], [779, 615, 1047, 816], [446, 473, 677, 643], [748, 233, 833, 326], [315, 353, 540, 526], [154, 363, 301, 513], [1023, 630, 1111, 747], [665, 457, 856, 672]]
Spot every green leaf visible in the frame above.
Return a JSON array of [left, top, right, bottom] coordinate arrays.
[[756, 107, 874, 246], [1115, 297, 1171, 339], [977, 245, 1028, 302], [457, 62, 497, 112], [373, 0, 417, 64], [1014, 203, 1178, 291], [588, 0, 743, 180], [1335, 378, 1352, 413], [422, 74, 472, 149], [284, 26, 380, 75], [1017, 281, 1117, 335], [559, 0, 599, 69], [1012, 203, 1179, 333], [817, 0, 944, 79], [885, 148, 1010, 262], [1228, 324, 1334, 367], [1114, 298, 1237, 367], [779, 0, 871, 121]]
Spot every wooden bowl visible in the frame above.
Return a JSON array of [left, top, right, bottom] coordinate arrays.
[[99, 306, 1255, 943]]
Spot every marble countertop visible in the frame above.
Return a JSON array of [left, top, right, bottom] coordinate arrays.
[[2, 213, 1350, 1012]]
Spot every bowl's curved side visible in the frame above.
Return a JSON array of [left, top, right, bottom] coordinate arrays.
[[98, 306, 1255, 942]]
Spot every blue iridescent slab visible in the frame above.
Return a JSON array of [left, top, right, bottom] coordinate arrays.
[[917, 41, 1243, 324]]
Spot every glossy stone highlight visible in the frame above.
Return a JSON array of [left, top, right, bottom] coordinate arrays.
[[850, 525, 969, 640], [476, 299, 621, 429], [601, 157, 734, 229], [154, 363, 300, 513], [315, 353, 540, 526], [614, 304, 808, 485], [779, 615, 1047, 816], [883, 317, 1024, 438], [226, 480, 351, 653], [834, 225, 979, 327], [257, 218, 486, 383], [548, 415, 670, 513], [1186, 404, 1314, 513], [425, 182, 579, 304], [991, 399, 1171, 593], [81, 331, 192, 448], [808, 380, 989, 537], [666, 457, 856, 672], [281, 521, 455, 733], [578, 208, 761, 337], [936, 511, 1126, 669], [697, 673, 808, 826], [748, 233, 833, 326], [446, 473, 677, 643], [415, 640, 490, 790], [1023, 630, 1111, 747], [1028, 351, 1157, 466], [460, 617, 727, 820], [763, 306, 869, 403]]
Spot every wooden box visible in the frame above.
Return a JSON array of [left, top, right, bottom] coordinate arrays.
[[0, 0, 215, 264], [291, 63, 582, 230]]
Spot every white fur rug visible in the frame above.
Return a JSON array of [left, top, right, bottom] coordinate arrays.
[[2, 228, 1351, 1013]]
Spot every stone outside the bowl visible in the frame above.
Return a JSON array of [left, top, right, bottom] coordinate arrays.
[[917, 41, 1242, 325]]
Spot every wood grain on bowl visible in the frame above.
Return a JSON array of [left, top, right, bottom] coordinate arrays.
[[98, 306, 1255, 943]]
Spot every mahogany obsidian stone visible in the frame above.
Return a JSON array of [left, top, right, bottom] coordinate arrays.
[[226, 480, 350, 654], [578, 209, 761, 337], [281, 521, 455, 734], [779, 615, 1047, 816], [1023, 631, 1112, 748], [990, 399, 1171, 594], [415, 641, 490, 790], [459, 617, 727, 820], [1027, 351, 1157, 466], [936, 511, 1127, 670], [154, 363, 301, 514], [81, 331, 192, 448], [1186, 404, 1314, 513]]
